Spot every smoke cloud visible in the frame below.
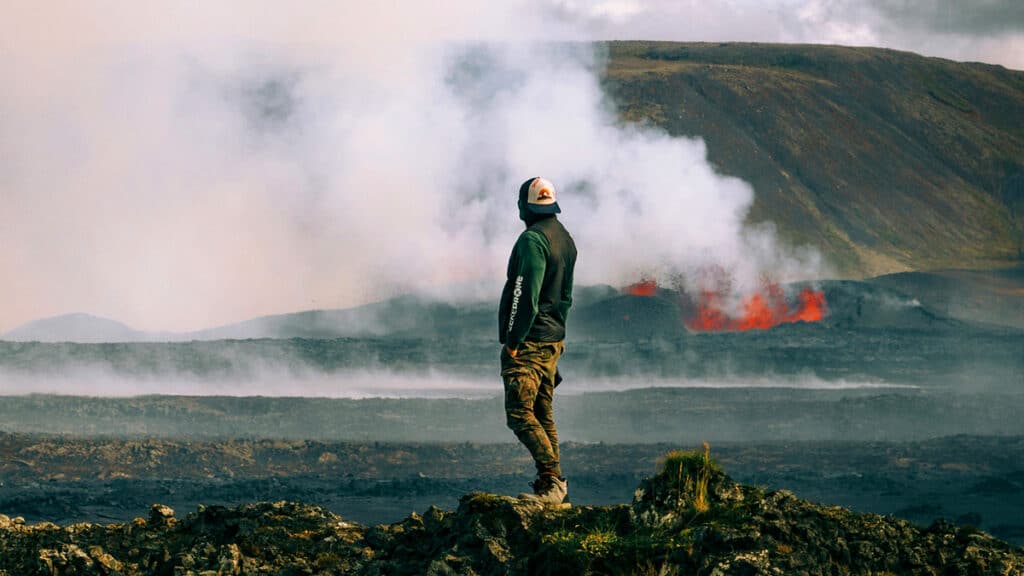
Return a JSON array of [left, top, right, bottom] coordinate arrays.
[[1, 1, 823, 335]]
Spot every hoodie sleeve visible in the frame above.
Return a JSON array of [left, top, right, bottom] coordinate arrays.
[[504, 230, 548, 348]]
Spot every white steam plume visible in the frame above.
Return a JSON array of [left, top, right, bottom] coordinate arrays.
[[0, 2, 821, 334]]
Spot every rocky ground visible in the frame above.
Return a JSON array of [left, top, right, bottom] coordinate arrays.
[[1, 449, 1021, 575], [2, 433, 1023, 548], [2, 270, 1021, 571]]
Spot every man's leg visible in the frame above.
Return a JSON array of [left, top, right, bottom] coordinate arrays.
[[533, 381, 558, 474], [502, 344, 560, 478], [533, 342, 563, 476]]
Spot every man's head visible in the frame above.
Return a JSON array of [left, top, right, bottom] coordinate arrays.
[[518, 177, 560, 222]]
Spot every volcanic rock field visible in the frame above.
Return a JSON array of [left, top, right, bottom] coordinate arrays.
[[1, 270, 1023, 569]]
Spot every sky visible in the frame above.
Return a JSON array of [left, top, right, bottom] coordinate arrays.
[[560, 0, 1024, 70], [1, 1, 1021, 335]]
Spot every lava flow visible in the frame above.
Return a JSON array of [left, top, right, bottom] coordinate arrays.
[[625, 279, 658, 297], [687, 284, 827, 332], [623, 276, 827, 331]]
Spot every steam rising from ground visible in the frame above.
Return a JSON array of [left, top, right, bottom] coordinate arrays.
[[1, 2, 822, 335], [0, 369, 910, 399]]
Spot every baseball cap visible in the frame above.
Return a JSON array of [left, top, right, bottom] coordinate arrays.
[[518, 177, 560, 214]]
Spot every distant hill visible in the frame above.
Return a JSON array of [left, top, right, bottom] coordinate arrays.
[[186, 296, 493, 341], [603, 42, 1024, 276], [0, 285, 620, 343], [4, 269, 1021, 343], [1, 313, 147, 343], [0, 302, 477, 343], [868, 266, 1024, 328]]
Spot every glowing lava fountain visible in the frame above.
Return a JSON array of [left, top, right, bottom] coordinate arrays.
[[687, 283, 827, 331], [623, 278, 828, 332]]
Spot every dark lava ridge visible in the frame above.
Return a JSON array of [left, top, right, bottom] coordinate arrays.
[[1, 450, 1021, 575]]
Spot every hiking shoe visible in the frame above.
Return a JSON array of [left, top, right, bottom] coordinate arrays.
[[518, 475, 568, 505], [528, 476, 547, 495]]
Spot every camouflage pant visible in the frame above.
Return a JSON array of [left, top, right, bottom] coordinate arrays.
[[501, 340, 564, 478]]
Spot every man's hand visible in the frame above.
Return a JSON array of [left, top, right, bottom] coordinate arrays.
[[505, 345, 518, 358]]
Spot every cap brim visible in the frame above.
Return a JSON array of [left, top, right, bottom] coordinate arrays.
[[526, 202, 560, 214]]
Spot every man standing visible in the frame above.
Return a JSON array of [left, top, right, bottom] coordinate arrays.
[[498, 176, 577, 505]]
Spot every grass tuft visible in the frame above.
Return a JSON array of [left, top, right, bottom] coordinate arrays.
[[659, 442, 720, 514]]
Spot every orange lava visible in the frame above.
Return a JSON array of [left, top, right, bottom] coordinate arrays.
[[625, 279, 658, 297], [687, 284, 827, 332]]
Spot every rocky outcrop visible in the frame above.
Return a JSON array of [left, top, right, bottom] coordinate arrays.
[[0, 501, 368, 575], [1, 449, 1021, 575]]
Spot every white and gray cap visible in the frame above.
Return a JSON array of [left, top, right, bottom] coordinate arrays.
[[518, 177, 560, 214]]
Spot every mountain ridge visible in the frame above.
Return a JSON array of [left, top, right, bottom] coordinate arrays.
[[5, 267, 1020, 343], [603, 41, 1024, 276]]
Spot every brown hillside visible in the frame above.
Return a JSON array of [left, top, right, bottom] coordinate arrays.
[[603, 42, 1024, 276]]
